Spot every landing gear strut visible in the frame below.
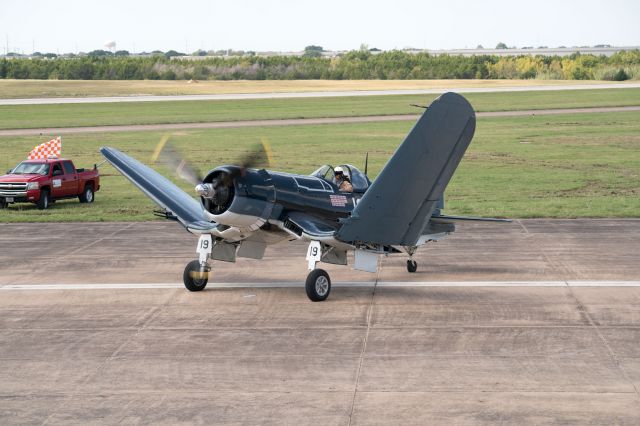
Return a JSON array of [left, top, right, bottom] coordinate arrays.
[[405, 245, 418, 273], [305, 240, 331, 301]]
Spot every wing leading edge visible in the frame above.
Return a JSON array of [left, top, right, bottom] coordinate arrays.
[[336, 92, 476, 246], [100, 146, 214, 231]]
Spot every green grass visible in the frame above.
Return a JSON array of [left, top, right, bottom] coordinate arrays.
[[1, 88, 639, 130], [1, 111, 638, 221]]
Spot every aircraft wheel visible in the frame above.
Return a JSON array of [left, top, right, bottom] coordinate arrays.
[[407, 259, 418, 273], [305, 269, 331, 302], [183, 260, 208, 292]]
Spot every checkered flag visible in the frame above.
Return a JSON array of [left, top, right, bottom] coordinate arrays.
[[28, 137, 62, 160]]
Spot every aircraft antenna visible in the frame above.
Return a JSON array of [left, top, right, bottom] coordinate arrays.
[[364, 152, 369, 177]]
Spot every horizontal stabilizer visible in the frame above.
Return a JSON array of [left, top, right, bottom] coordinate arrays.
[[100, 146, 209, 229], [336, 92, 476, 246]]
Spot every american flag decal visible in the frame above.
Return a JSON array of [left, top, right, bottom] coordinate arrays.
[[329, 194, 348, 207]]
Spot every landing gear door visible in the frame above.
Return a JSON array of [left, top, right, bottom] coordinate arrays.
[[196, 234, 213, 263], [306, 241, 322, 270]]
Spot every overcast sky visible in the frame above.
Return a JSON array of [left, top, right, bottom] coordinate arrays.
[[1, 0, 639, 54]]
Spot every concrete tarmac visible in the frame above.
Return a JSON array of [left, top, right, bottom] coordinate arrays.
[[1, 219, 639, 424]]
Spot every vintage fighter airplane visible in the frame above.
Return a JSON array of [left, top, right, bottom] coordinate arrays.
[[101, 92, 505, 301]]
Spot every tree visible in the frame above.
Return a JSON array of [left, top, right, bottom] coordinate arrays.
[[613, 68, 629, 81], [162, 69, 177, 80], [88, 49, 112, 57], [303, 45, 323, 58], [115, 50, 130, 57], [495, 42, 508, 49], [164, 50, 185, 58]]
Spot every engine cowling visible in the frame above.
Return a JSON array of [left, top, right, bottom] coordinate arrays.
[[198, 167, 276, 233]]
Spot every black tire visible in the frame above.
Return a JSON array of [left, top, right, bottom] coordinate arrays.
[[183, 260, 208, 291], [305, 269, 331, 302], [407, 259, 417, 273], [0, 200, 7, 209], [36, 189, 50, 210], [79, 185, 94, 203]]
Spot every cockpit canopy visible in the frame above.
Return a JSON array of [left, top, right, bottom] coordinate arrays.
[[311, 164, 371, 193]]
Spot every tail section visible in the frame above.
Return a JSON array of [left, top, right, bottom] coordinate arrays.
[[336, 92, 476, 246]]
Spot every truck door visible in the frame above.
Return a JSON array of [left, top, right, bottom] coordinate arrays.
[[50, 162, 66, 198], [61, 160, 79, 197]]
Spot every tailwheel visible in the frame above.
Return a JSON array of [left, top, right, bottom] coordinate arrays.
[[183, 260, 209, 291], [407, 259, 418, 273], [305, 269, 331, 302]]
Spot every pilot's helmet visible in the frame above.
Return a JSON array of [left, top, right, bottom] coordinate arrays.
[[334, 166, 344, 175]]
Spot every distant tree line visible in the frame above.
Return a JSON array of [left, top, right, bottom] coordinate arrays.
[[1, 49, 639, 81]]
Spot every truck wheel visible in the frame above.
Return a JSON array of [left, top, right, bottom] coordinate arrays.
[[0, 200, 7, 209], [36, 189, 50, 210], [79, 185, 94, 203]]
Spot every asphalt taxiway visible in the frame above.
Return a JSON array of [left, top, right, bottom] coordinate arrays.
[[2, 82, 640, 105], [1, 219, 639, 424], [2, 105, 640, 137]]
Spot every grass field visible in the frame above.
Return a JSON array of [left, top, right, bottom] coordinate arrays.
[[2, 88, 640, 130], [1, 111, 638, 222], [0, 79, 620, 99]]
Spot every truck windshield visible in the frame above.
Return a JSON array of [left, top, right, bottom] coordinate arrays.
[[11, 162, 50, 175]]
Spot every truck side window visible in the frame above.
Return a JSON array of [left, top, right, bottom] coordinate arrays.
[[62, 161, 75, 174], [52, 163, 63, 176]]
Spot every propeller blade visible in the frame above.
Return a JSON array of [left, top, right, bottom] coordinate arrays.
[[151, 135, 203, 185], [236, 138, 273, 175]]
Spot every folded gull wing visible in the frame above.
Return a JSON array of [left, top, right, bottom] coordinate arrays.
[[336, 92, 476, 246], [100, 146, 214, 231]]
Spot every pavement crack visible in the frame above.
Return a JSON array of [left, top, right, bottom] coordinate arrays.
[[347, 260, 380, 425], [565, 281, 640, 401], [516, 219, 530, 234]]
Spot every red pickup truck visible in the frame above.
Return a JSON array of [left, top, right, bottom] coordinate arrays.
[[0, 158, 100, 210]]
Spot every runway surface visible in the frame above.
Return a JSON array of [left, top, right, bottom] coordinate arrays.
[[2, 82, 640, 105], [2, 105, 640, 137], [1, 220, 639, 424]]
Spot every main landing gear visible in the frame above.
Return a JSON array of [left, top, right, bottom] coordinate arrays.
[[305, 240, 331, 302], [183, 235, 212, 292], [183, 260, 209, 291], [182, 236, 335, 301], [305, 269, 331, 301]]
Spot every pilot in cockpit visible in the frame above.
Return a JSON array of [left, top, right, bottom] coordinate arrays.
[[334, 166, 353, 192]]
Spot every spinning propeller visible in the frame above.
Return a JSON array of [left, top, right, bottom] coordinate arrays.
[[151, 135, 273, 213]]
